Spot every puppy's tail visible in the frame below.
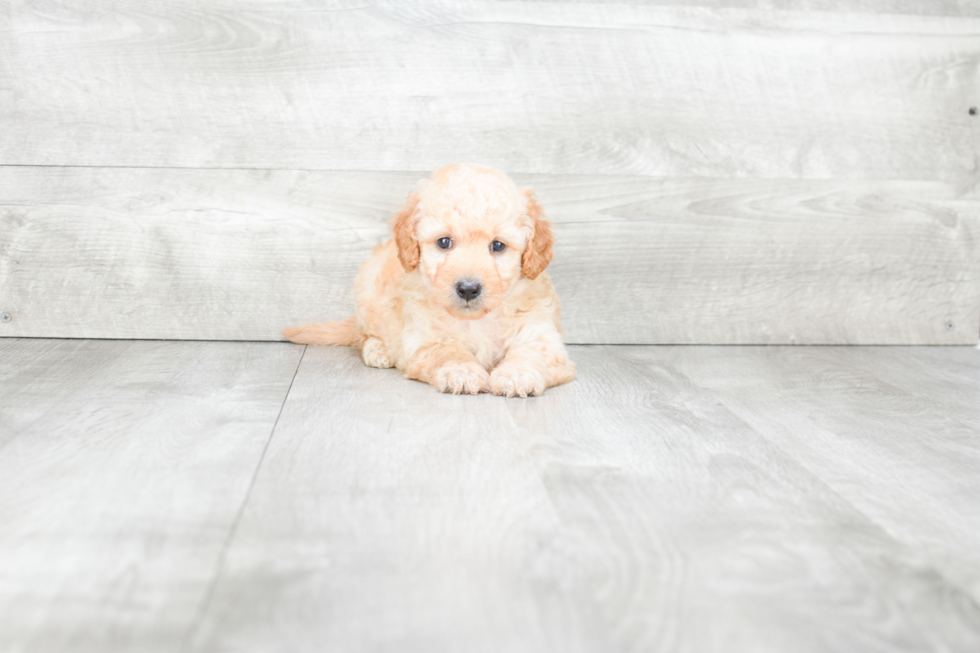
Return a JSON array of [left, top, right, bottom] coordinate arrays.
[[281, 316, 360, 346]]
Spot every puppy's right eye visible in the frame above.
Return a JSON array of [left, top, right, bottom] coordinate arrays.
[[436, 237, 453, 250]]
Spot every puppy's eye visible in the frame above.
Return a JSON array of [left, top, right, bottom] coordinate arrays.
[[490, 240, 506, 253], [436, 237, 453, 250]]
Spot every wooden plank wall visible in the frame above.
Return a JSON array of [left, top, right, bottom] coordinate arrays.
[[1, 0, 978, 344]]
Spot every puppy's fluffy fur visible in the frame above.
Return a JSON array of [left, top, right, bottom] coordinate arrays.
[[282, 163, 575, 397]]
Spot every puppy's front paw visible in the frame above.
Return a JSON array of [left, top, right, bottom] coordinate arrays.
[[432, 362, 490, 395], [490, 367, 546, 398]]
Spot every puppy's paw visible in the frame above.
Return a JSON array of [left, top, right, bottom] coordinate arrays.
[[490, 367, 546, 398], [361, 337, 394, 369], [432, 362, 490, 395]]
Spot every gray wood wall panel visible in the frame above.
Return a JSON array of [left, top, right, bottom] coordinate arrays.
[[0, 338, 304, 653], [2, 1, 977, 181], [528, 0, 980, 15], [2, 166, 976, 344], [187, 345, 980, 652], [3, 1, 978, 343]]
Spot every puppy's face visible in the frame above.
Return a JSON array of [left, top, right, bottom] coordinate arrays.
[[393, 164, 553, 319], [415, 209, 527, 319]]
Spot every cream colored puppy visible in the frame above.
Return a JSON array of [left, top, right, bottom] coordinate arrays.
[[282, 163, 575, 397]]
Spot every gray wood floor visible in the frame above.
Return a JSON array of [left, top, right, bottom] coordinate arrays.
[[2, 338, 979, 652]]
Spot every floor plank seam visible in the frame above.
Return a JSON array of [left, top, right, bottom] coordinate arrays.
[[178, 344, 308, 652]]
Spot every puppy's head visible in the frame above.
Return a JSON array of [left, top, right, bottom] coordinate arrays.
[[392, 163, 554, 319]]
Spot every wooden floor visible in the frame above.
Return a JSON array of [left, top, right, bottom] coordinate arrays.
[[2, 338, 979, 652]]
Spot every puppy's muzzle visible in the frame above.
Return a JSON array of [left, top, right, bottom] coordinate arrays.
[[455, 279, 482, 302]]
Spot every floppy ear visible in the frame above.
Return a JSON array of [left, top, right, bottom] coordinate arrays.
[[392, 191, 421, 271], [522, 189, 554, 280]]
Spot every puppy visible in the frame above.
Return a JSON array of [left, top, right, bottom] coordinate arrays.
[[282, 163, 575, 397]]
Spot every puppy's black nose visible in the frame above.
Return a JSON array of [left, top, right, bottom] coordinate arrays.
[[455, 279, 482, 301]]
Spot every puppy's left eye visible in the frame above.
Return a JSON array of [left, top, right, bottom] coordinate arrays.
[[490, 240, 506, 253], [437, 237, 453, 250]]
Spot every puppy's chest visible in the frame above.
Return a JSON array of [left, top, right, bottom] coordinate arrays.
[[454, 315, 506, 368]]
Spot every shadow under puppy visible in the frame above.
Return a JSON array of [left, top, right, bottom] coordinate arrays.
[[283, 163, 575, 397]]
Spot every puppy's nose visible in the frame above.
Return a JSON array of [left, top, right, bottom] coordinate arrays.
[[455, 279, 482, 302]]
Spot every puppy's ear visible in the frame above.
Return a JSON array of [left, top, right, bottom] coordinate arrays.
[[392, 191, 421, 271], [522, 189, 554, 280]]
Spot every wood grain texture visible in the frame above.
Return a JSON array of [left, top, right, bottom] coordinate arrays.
[[1, 166, 976, 344], [188, 345, 980, 653], [528, 0, 980, 16], [0, 338, 304, 653], [1, 1, 977, 181], [663, 345, 980, 605]]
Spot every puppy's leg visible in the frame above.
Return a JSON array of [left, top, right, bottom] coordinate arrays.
[[490, 332, 575, 398], [404, 344, 489, 395], [361, 336, 394, 369]]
